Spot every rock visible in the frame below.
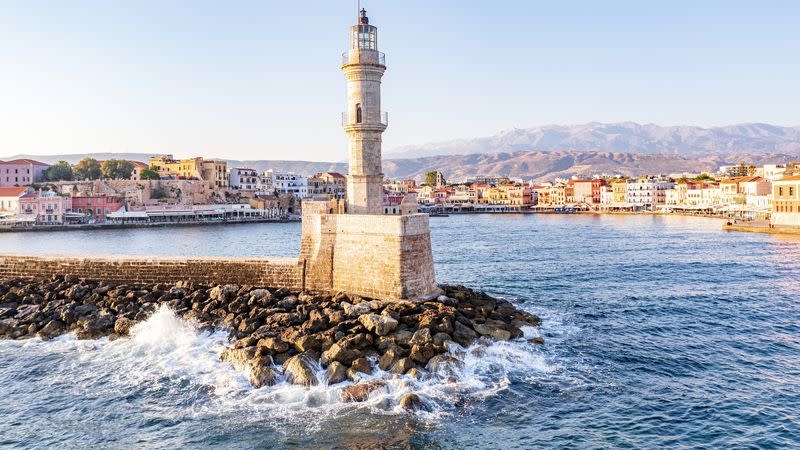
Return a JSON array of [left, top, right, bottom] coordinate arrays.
[[426, 354, 464, 377], [283, 354, 318, 387], [389, 357, 417, 374], [528, 336, 545, 345], [399, 393, 422, 411], [378, 348, 404, 371], [114, 317, 135, 335], [321, 343, 357, 366], [406, 368, 426, 380], [341, 302, 371, 317], [249, 289, 272, 301], [14, 304, 40, 322], [293, 334, 322, 353], [209, 284, 238, 301], [220, 346, 256, 372], [325, 361, 348, 385], [358, 313, 398, 336], [472, 320, 512, 341], [408, 328, 432, 345], [409, 344, 436, 364], [249, 364, 278, 388], [452, 320, 478, 346], [73, 304, 99, 317], [350, 357, 373, 375], [257, 337, 289, 354], [36, 320, 65, 340], [340, 381, 385, 402], [432, 332, 453, 347]]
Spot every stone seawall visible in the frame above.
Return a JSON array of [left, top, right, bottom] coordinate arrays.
[[0, 254, 303, 290]]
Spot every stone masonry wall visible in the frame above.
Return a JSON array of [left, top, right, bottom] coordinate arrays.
[[0, 254, 303, 290]]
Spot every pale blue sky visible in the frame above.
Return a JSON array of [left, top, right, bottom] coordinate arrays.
[[0, 0, 797, 161]]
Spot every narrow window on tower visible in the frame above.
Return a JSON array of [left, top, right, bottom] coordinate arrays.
[[356, 103, 362, 123]]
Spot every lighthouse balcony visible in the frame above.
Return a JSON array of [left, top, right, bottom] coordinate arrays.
[[342, 51, 385, 67], [342, 111, 388, 127]]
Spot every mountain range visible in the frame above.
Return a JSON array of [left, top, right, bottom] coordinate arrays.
[[3, 122, 799, 182]]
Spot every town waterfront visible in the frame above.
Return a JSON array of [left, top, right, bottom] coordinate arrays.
[[1, 214, 798, 448]]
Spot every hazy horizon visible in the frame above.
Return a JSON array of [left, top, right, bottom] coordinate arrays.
[[1, 0, 798, 161]]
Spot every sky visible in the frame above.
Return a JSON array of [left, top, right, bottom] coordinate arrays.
[[0, 0, 798, 162]]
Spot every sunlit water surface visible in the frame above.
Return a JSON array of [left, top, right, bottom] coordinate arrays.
[[1, 215, 799, 449]]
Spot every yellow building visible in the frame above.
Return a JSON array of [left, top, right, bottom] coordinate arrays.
[[611, 180, 628, 203], [148, 155, 228, 188]]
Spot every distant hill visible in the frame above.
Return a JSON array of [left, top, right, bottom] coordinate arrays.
[[388, 122, 800, 158], [4, 150, 797, 182]]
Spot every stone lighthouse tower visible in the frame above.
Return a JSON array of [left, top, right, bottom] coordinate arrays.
[[342, 9, 387, 215], [299, 8, 437, 302]]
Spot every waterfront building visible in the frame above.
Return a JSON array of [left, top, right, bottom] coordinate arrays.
[[685, 183, 721, 209], [771, 175, 800, 226], [0, 159, 50, 187], [262, 170, 308, 198], [71, 194, 126, 222], [600, 186, 614, 204], [611, 180, 628, 203], [761, 164, 787, 181], [148, 155, 228, 188], [308, 172, 347, 199], [229, 168, 259, 192], [0, 187, 32, 220], [570, 179, 605, 204], [718, 163, 752, 178], [18, 190, 71, 225], [625, 177, 674, 207]]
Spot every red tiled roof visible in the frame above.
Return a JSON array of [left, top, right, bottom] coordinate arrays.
[[2, 158, 49, 166], [130, 161, 149, 168], [0, 187, 29, 197]]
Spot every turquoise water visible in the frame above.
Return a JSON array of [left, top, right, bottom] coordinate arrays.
[[1, 215, 799, 448]]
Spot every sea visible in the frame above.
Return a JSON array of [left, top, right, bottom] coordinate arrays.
[[0, 214, 798, 449]]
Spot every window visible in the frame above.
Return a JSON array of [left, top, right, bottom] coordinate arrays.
[[356, 103, 362, 123]]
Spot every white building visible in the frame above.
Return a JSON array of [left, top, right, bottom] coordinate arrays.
[[0, 187, 31, 220], [762, 164, 787, 181], [229, 168, 260, 192], [261, 170, 308, 198], [626, 177, 675, 206]]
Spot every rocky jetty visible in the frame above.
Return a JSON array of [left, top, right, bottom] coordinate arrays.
[[0, 277, 541, 403]]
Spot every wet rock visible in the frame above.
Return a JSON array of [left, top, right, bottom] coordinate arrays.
[[293, 334, 321, 353], [409, 344, 436, 364], [283, 354, 318, 387], [73, 304, 99, 317], [249, 363, 278, 388], [220, 346, 256, 372], [257, 337, 289, 354], [406, 368, 426, 380], [321, 343, 357, 366], [347, 357, 373, 380], [340, 381, 385, 402], [426, 354, 464, 377], [389, 357, 417, 374], [452, 320, 478, 346], [399, 393, 422, 411], [528, 336, 545, 345], [358, 313, 398, 336], [378, 348, 404, 371], [37, 320, 65, 340], [472, 320, 512, 341], [114, 317, 135, 335], [325, 361, 348, 385], [209, 284, 238, 302]]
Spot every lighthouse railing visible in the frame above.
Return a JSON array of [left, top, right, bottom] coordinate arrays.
[[341, 51, 386, 67], [341, 111, 389, 127]]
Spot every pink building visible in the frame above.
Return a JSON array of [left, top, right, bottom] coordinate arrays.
[[19, 190, 71, 225], [0, 159, 50, 187], [71, 194, 125, 222]]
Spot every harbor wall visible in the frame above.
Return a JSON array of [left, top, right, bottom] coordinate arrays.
[[0, 254, 304, 289]]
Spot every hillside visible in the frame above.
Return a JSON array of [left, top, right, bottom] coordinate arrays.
[[388, 122, 800, 158]]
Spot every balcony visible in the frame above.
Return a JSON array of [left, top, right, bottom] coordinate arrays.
[[342, 111, 388, 127], [341, 51, 385, 67]]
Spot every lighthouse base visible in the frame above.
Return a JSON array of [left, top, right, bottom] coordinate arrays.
[[300, 200, 439, 302]]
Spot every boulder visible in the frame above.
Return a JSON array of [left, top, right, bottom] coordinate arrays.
[[250, 289, 273, 301], [426, 354, 464, 377], [452, 321, 478, 346], [409, 344, 436, 364], [472, 320, 512, 341], [358, 314, 398, 336], [283, 354, 319, 387], [321, 343, 357, 366], [114, 317, 135, 335], [220, 346, 256, 372], [36, 320, 65, 340], [209, 285, 239, 302], [341, 302, 371, 317], [340, 380, 385, 402], [389, 357, 417, 374], [257, 337, 289, 354], [325, 361, 348, 385], [249, 364, 278, 388], [293, 334, 321, 353], [399, 393, 422, 411], [528, 336, 545, 345], [408, 328, 432, 346], [347, 357, 373, 381], [378, 348, 404, 371]]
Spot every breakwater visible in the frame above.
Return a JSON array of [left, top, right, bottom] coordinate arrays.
[[0, 277, 541, 407]]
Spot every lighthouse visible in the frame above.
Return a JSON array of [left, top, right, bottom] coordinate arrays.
[[342, 8, 387, 215], [299, 7, 437, 301]]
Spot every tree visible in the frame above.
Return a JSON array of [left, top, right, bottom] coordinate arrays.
[[139, 167, 160, 180], [694, 173, 714, 181], [100, 159, 134, 179], [74, 158, 102, 180], [44, 161, 74, 181], [424, 170, 445, 187]]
